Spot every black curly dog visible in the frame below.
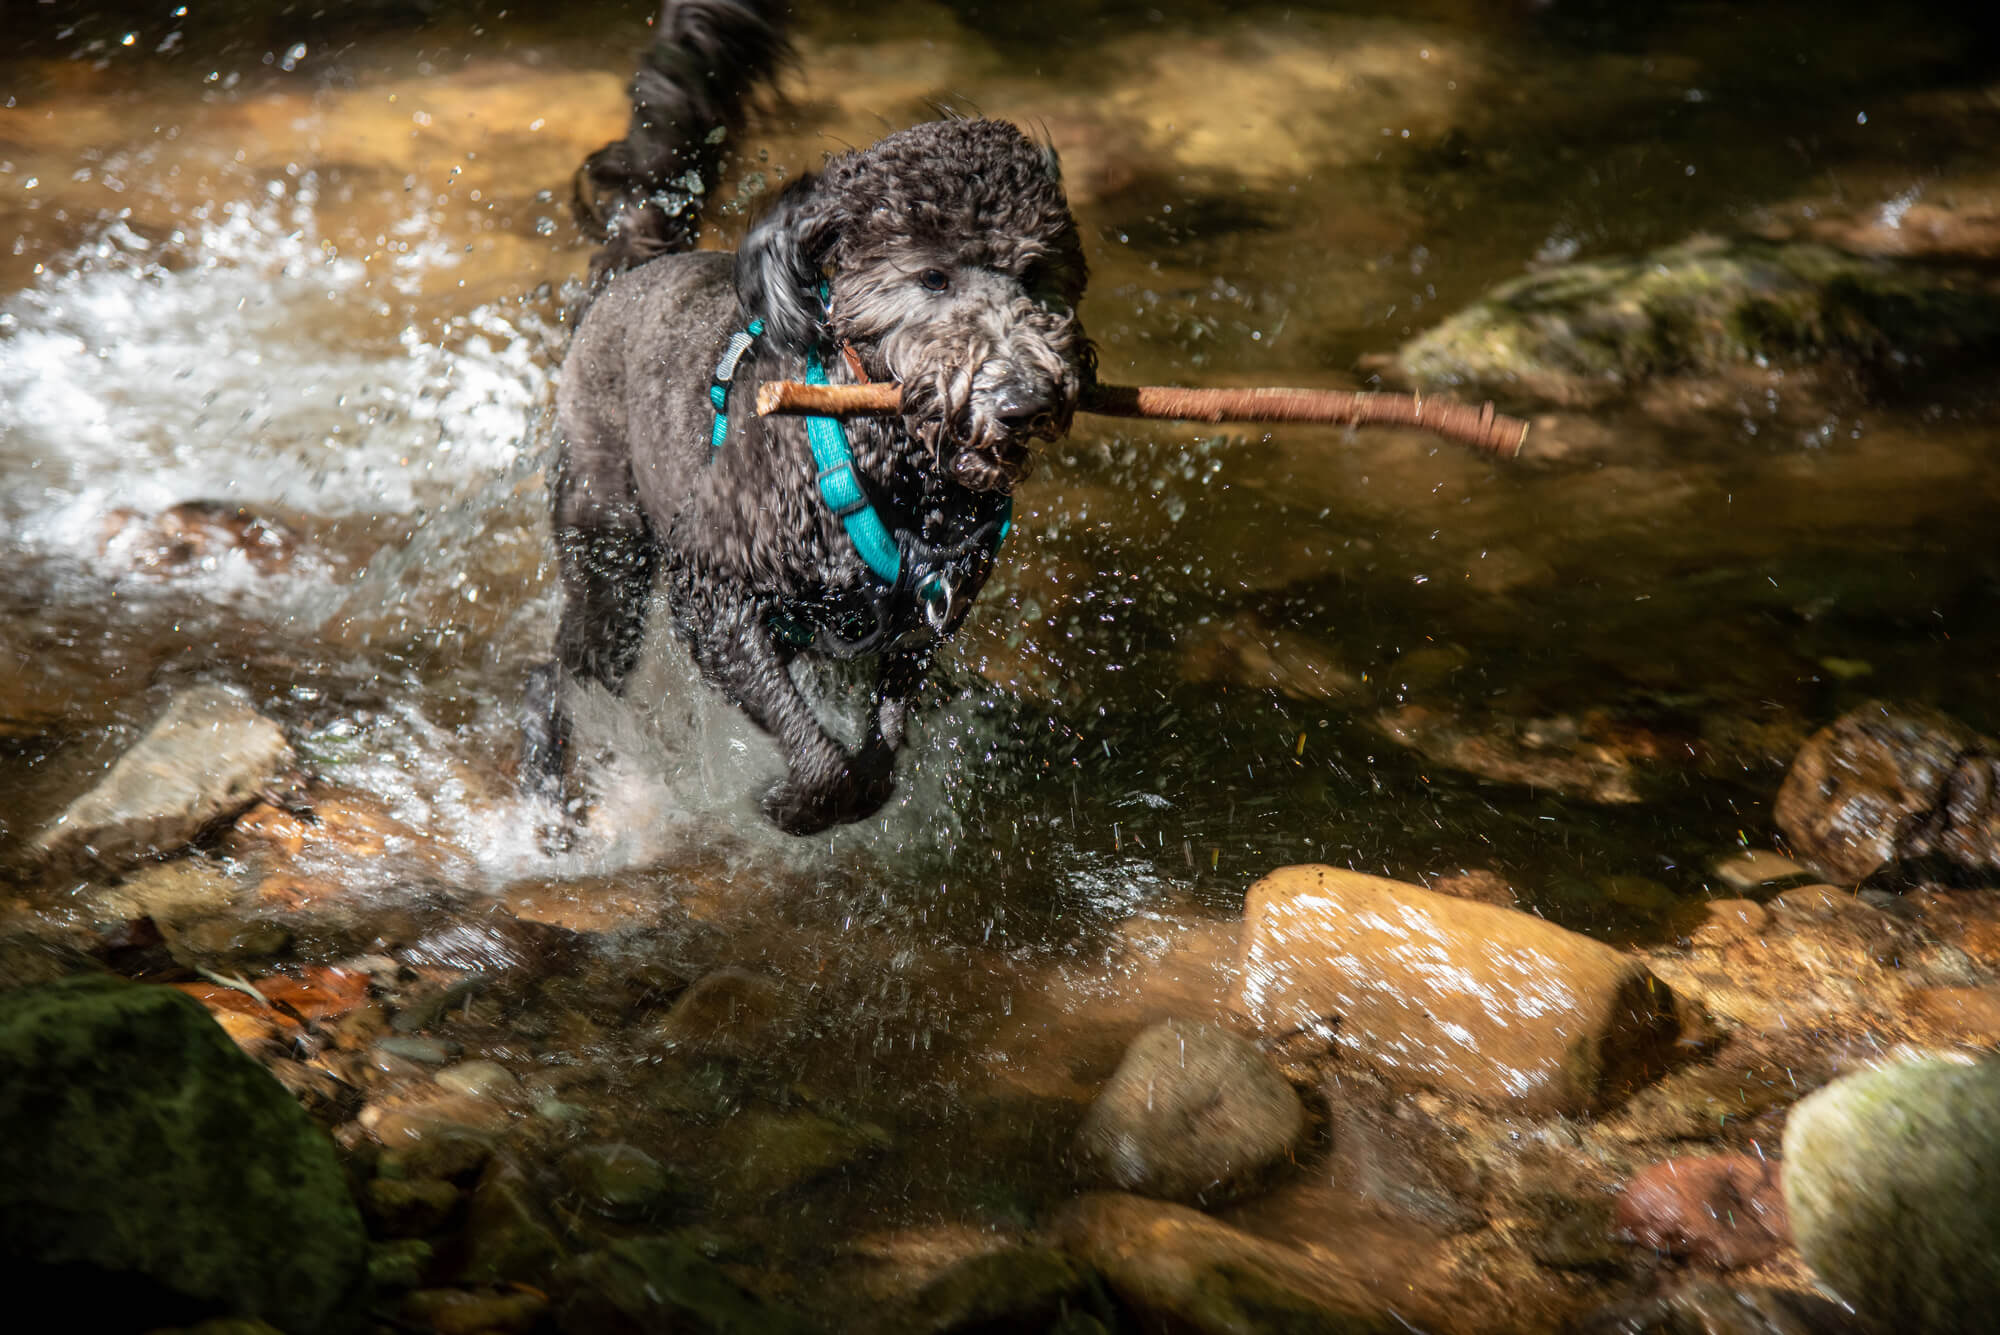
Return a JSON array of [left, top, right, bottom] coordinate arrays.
[[522, 0, 1092, 834]]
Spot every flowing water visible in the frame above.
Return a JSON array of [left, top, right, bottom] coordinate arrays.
[[4, 0, 2000, 1324]]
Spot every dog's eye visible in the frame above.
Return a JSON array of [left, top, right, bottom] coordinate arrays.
[[918, 268, 951, 293]]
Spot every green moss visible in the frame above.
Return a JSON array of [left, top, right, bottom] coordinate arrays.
[[1396, 237, 2000, 402]]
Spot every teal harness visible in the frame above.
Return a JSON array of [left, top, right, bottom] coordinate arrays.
[[707, 308, 1011, 657]]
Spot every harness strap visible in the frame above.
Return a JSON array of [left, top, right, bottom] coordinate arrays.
[[705, 291, 1015, 653], [804, 343, 902, 584], [707, 317, 764, 450]]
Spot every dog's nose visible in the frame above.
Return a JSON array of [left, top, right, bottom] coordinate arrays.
[[992, 379, 1059, 437]]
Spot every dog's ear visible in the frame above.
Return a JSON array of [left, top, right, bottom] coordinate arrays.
[[736, 173, 838, 348]]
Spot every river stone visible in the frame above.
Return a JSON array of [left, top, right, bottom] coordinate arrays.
[[1075, 1018, 1305, 1204], [902, 1246, 1111, 1334], [1774, 701, 2000, 883], [1052, 1192, 1401, 1334], [561, 1143, 682, 1221], [33, 685, 295, 876], [1394, 235, 2000, 404], [0, 974, 368, 1333], [558, 1236, 819, 1335], [1569, 1280, 1877, 1334], [1782, 1056, 2000, 1332], [1231, 866, 1680, 1114]]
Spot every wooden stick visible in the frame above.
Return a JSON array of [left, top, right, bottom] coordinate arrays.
[[755, 379, 1528, 458]]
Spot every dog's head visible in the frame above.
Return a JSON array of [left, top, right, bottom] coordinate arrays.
[[736, 118, 1091, 492]]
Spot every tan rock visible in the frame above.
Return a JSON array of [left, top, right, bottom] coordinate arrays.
[[1906, 986, 2000, 1047], [1689, 899, 1771, 946], [1231, 866, 1679, 1114], [34, 687, 295, 876], [1051, 1192, 1400, 1334], [1710, 849, 1809, 891]]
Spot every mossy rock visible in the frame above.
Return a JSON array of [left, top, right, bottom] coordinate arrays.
[[0, 975, 369, 1333], [1395, 236, 2000, 403]]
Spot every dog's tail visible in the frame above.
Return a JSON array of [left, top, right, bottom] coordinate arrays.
[[573, 0, 792, 291]]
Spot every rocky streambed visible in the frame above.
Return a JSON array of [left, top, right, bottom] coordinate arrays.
[[6, 688, 2000, 1334]]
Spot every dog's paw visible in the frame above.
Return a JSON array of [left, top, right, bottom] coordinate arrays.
[[762, 759, 897, 836]]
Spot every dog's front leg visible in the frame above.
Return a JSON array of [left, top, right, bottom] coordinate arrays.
[[692, 602, 895, 835], [863, 643, 934, 764]]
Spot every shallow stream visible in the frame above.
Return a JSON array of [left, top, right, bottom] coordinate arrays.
[[4, 1, 1999, 1327]]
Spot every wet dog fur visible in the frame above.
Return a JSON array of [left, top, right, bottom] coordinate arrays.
[[523, 0, 1092, 834]]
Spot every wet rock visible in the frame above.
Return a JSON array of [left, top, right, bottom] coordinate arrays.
[[561, 1143, 683, 1222], [1375, 704, 1642, 804], [901, 1245, 1112, 1334], [99, 500, 303, 577], [33, 686, 296, 877], [369, 1238, 434, 1293], [1689, 899, 1770, 947], [653, 967, 793, 1062], [558, 1236, 819, 1335], [436, 1059, 521, 1101], [365, 1176, 463, 1237], [0, 975, 367, 1333], [1569, 1280, 1879, 1334], [1395, 236, 2000, 405], [377, 1036, 462, 1065], [1051, 1192, 1401, 1334], [1075, 1018, 1305, 1205], [1710, 850, 1811, 892], [367, 1094, 511, 1153], [1528, 1194, 1626, 1274], [1774, 701, 2000, 883], [460, 1155, 567, 1287], [1179, 612, 1364, 703], [1783, 1055, 2000, 1332], [717, 1106, 892, 1202], [391, 1127, 496, 1184], [1608, 1046, 1806, 1144], [1326, 1104, 1486, 1235], [1616, 1155, 1790, 1269], [399, 1287, 547, 1335], [1429, 868, 1519, 907], [1904, 985, 2000, 1046], [1232, 866, 1681, 1115]]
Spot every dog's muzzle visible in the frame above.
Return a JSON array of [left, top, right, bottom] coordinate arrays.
[[951, 373, 1068, 492]]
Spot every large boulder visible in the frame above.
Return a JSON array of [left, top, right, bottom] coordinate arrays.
[[1394, 236, 2000, 404], [33, 685, 295, 877], [0, 974, 369, 1332], [1075, 1018, 1305, 1205], [1230, 866, 1680, 1115], [1773, 701, 2000, 884], [1783, 1056, 2000, 1333]]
